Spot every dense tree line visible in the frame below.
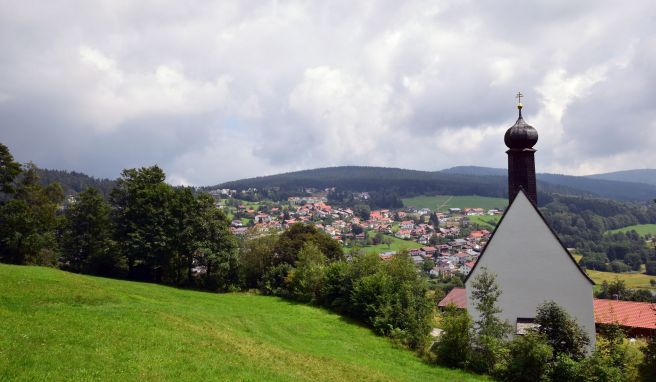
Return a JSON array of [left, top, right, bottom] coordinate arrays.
[[327, 189, 404, 209], [240, 224, 433, 349], [541, 195, 656, 276], [37, 168, 116, 199], [0, 160, 64, 265], [1, 143, 237, 291]]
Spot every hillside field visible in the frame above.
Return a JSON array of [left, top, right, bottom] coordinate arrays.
[[0, 265, 485, 382], [467, 215, 501, 231], [402, 195, 507, 212], [573, 254, 656, 290], [347, 234, 424, 255], [585, 269, 656, 291], [606, 224, 656, 236]]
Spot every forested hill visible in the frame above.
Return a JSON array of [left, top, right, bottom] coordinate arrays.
[[442, 166, 656, 202], [212, 165, 656, 202], [211, 166, 592, 206], [587, 169, 656, 186], [37, 169, 116, 198]]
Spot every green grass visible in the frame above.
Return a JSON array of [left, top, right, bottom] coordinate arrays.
[[0, 264, 485, 382], [584, 269, 656, 291], [572, 253, 655, 290], [467, 215, 501, 230], [351, 234, 424, 255], [402, 195, 507, 212], [605, 224, 656, 237]]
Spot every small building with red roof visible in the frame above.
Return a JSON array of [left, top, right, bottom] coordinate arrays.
[[439, 288, 656, 338], [594, 299, 656, 337]]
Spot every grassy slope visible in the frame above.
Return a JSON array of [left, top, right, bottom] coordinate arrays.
[[585, 269, 656, 290], [0, 265, 484, 382], [359, 234, 423, 254], [573, 254, 655, 290], [402, 195, 507, 212], [606, 224, 656, 236], [467, 215, 501, 231]]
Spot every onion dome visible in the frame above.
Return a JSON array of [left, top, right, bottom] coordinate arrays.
[[504, 102, 538, 149]]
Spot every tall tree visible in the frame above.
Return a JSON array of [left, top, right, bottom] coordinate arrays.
[[534, 300, 590, 361], [0, 142, 21, 196], [469, 267, 511, 375], [0, 163, 63, 264], [168, 187, 196, 285], [192, 193, 239, 291], [60, 187, 117, 275], [273, 223, 343, 265], [110, 166, 174, 281]]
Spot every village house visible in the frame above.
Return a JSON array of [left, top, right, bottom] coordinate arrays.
[[400, 220, 415, 230]]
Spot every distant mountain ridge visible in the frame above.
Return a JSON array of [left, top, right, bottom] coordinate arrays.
[[586, 169, 656, 186], [34, 164, 656, 203], [439, 166, 506, 176], [213, 165, 656, 202], [441, 166, 656, 202]]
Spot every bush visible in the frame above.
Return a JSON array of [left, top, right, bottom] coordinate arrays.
[[639, 337, 656, 382], [610, 260, 630, 273], [261, 263, 293, 296], [433, 305, 472, 369], [578, 351, 623, 382], [645, 261, 656, 276], [535, 301, 590, 361], [597, 324, 643, 381], [469, 268, 511, 375], [549, 354, 582, 382], [503, 333, 553, 382], [289, 242, 326, 303], [349, 253, 433, 349]]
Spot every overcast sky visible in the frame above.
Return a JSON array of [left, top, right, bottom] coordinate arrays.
[[1, 0, 655, 185]]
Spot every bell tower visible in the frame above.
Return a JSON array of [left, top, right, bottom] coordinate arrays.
[[504, 92, 538, 205]]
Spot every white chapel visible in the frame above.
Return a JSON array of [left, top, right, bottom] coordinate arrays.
[[464, 99, 596, 346]]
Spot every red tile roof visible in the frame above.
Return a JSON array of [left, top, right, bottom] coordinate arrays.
[[594, 299, 656, 330], [438, 289, 656, 330], [438, 287, 467, 308]]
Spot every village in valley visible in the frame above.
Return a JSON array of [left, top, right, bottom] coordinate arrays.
[[210, 188, 504, 278]]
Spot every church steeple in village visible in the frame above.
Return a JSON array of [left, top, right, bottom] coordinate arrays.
[[504, 92, 538, 205]]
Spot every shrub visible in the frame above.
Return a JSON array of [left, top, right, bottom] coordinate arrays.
[[469, 268, 511, 375], [433, 304, 472, 369], [597, 323, 643, 381], [549, 354, 582, 382], [639, 337, 656, 382], [289, 242, 326, 303], [261, 263, 293, 296], [535, 301, 590, 360], [577, 351, 623, 382], [503, 332, 553, 382]]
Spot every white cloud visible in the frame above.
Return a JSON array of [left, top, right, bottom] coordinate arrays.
[[1, 0, 655, 184], [77, 46, 231, 131]]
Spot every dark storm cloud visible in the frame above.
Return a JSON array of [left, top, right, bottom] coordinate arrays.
[[1, 0, 655, 184]]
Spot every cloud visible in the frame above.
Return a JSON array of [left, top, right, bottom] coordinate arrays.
[[1, 0, 655, 185]]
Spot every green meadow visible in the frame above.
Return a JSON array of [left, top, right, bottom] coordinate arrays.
[[573, 254, 656, 290], [585, 269, 656, 291], [353, 234, 424, 255], [467, 215, 502, 230], [0, 264, 485, 382], [606, 224, 656, 237], [402, 195, 507, 212]]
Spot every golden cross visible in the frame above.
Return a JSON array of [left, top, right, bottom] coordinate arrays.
[[516, 92, 523, 103]]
